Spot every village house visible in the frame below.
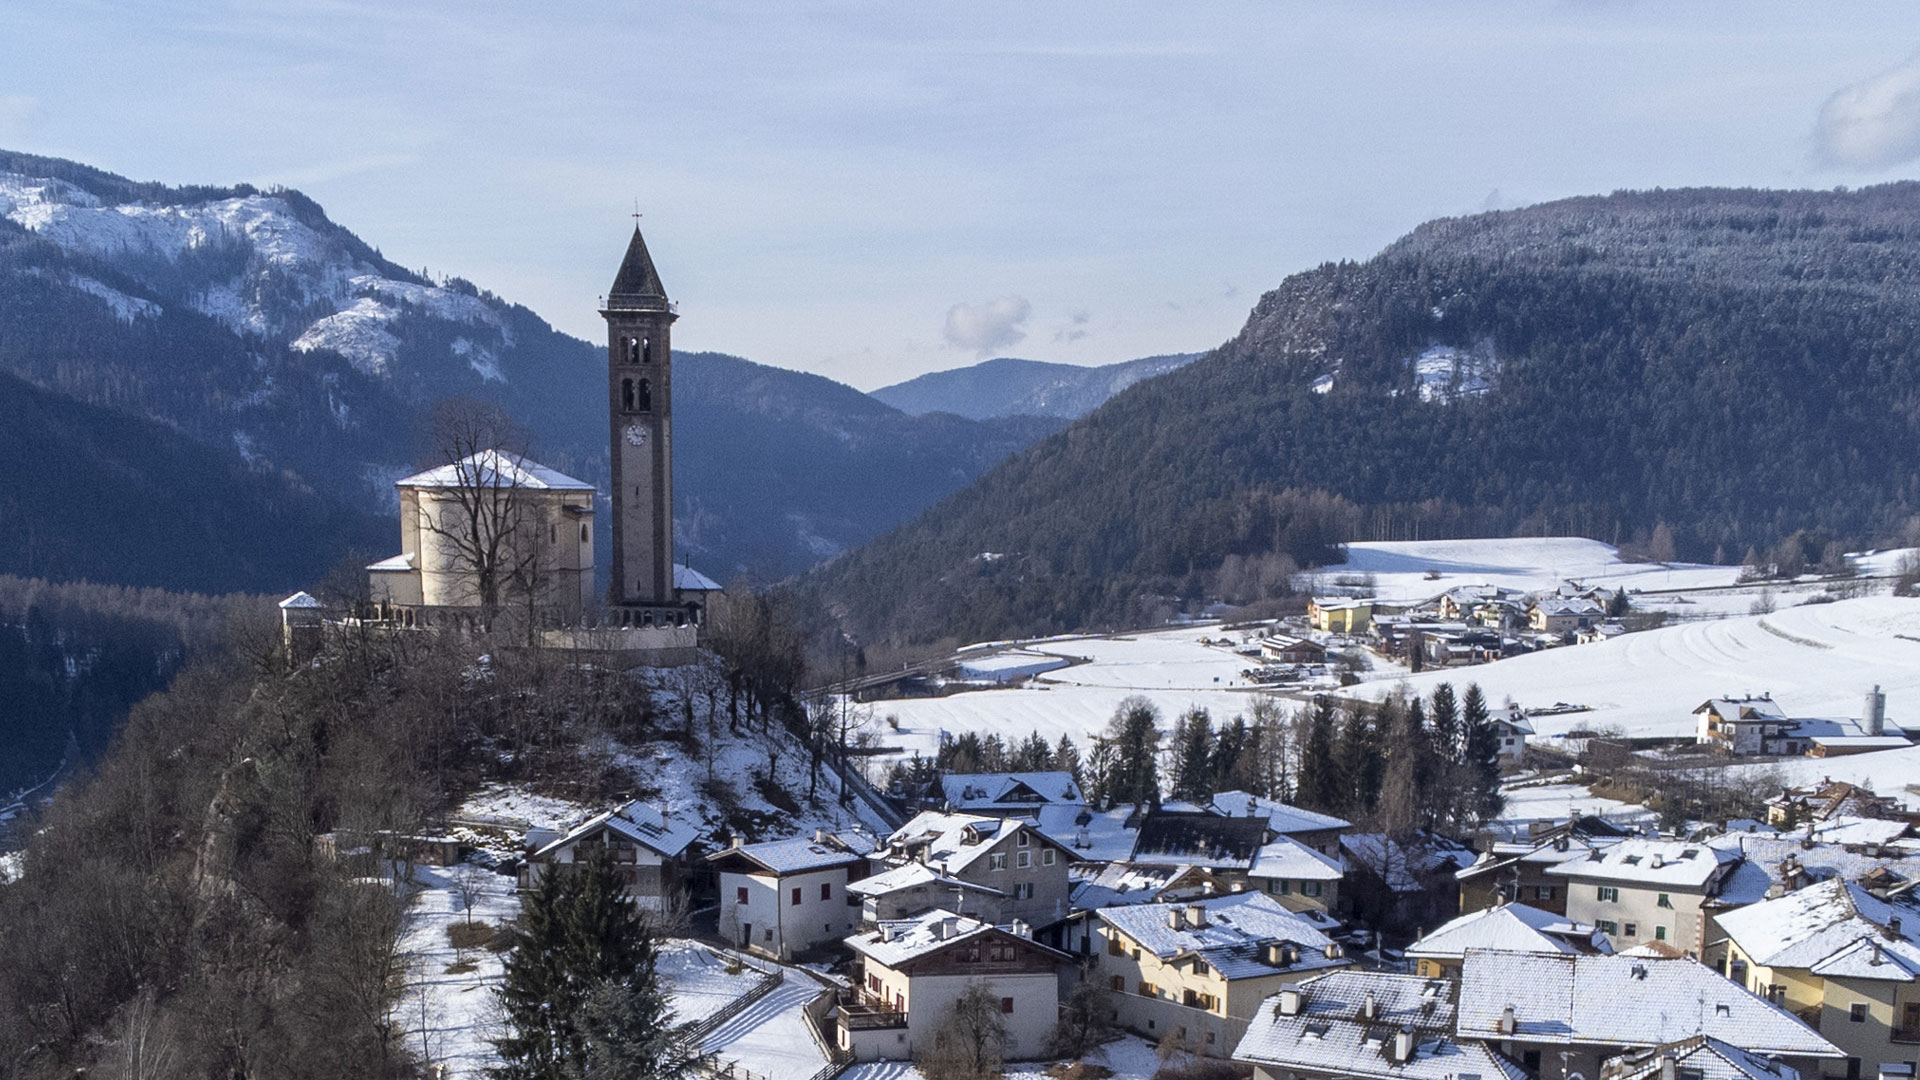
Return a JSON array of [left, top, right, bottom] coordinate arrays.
[[1233, 969, 1526, 1080], [938, 771, 1085, 815], [1597, 1036, 1804, 1080], [1697, 690, 1909, 759], [1530, 597, 1606, 636], [1070, 862, 1236, 913], [873, 811, 1078, 928], [1210, 791, 1351, 858], [1261, 634, 1329, 665], [1343, 832, 1475, 931], [1405, 902, 1612, 978], [1454, 950, 1843, 1080], [837, 909, 1066, 1062], [1709, 878, 1920, 1080], [1455, 820, 1630, 915], [1093, 892, 1351, 1051], [1310, 597, 1375, 634], [708, 831, 868, 960], [1493, 706, 1535, 767], [1128, 808, 1275, 889], [1767, 781, 1911, 828], [1549, 837, 1744, 957], [521, 800, 701, 910], [1247, 835, 1345, 916], [845, 862, 1009, 925]]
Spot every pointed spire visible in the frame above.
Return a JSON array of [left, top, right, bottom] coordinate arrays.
[[606, 225, 668, 308]]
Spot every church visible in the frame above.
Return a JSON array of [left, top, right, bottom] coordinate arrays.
[[364, 226, 720, 633]]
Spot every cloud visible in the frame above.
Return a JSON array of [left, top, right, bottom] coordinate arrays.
[[0, 95, 37, 139], [1815, 53, 1920, 170], [1054, 310, 1091, 344], [943, 295, 1030, 355]]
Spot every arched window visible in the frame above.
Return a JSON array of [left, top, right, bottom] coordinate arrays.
[[641, 337, 651, 364], [622, 378, 635, 412], [637, 379, 652, 412], [628, 338, 640, 363]]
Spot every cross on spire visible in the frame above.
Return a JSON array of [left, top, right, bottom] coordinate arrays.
[[631, 199, 643, 224]]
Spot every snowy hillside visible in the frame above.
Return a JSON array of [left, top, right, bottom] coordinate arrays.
[[870, 352, 1200, 420], [1307, 536, 1743, 603], [1349, 595, 1920, 744]]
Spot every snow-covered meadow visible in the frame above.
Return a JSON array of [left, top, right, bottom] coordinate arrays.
[[1303, 536, 1743, 604]]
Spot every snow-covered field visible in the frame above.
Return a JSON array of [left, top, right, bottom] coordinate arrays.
[[841, 1035, 1168, 1080], [1304, 537, 1743, 604], [1349, 596, 1920, 743], [1734, 745, 1920, 811], [696, 967, 834, 1080], [398, 862, 520, 1078], [1493, 782, 1656, 835]]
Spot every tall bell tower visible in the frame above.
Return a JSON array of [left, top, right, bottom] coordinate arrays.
[[601, 226, 678, 616]]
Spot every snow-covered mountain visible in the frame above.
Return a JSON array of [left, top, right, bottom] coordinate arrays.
[[0, 150, 1064, 588], [870, 353, 1201, 421]]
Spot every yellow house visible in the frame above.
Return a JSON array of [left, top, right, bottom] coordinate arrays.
[[1710, 878, 1920, 1080], [1308, 597, 1373, 634]]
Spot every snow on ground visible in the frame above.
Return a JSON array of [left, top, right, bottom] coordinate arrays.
[[1732, 744, 1920, 811], [1304, 537, 1742, 605], [1349, 596, 1920, 741], [1493, 782, 1655, 835], [657, 941, 774, 1027], [398, 862, 520, 1079], [697, 966, 833, 1080], [840, 1034, 1168, 1080], [1027, 624, 1265, 691]]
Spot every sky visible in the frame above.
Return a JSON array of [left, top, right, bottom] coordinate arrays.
[[6, 3, 1920, 390]]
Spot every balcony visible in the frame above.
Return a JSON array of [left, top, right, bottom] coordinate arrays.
[[835, 989, 907, 1031]]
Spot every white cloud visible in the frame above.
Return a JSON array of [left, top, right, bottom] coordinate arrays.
[[0, 95, 37, 138], [943, 295, 1030, 355], [1815, 53, 1920, 170]]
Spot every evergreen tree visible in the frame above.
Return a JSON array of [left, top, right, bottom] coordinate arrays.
[[1430, 684, 1461, 764], [493, 850, 689, 1080], [1376, 697, 1431, 835], [1209, 716, 1250, 795], [1054, 734, 1086, 794], [1100, 696, 1163, 808], [1169, 707, 1215, 802], [1010, 732, 1055, 772], [1460, 684, 1506, 828], [1332, 702, 1385, 816], [1294, 696, 1340, 813]]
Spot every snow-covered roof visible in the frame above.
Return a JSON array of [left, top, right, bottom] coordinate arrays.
[[1097, 892, 1343, 980], [1704, 835, 1920, 906], [1601, 1036, 1801, 1080], [1131, 810, 1272, 869], [1533, 598, 1605, 617], [939, 771, 1083, 812], [1406, 903, 1611, 962], [1235, 971, 1525, 1080], [397, 449, 594, 492], [533, 799, 700, 860], [1212, 790, 1352, 834], [1250, 835, 1345, 881], [1805, 815, 1912, 846], [845, 908, 1064, 969], [709, 836, 865, 875], [1455, 951, 1841, 1057], [1545, 837, 1739, 888], [279, 591, 323, 609], [845, 861, 1004, 900], [366, 553, 415, 572], [1070, 862, 1217, 911], [1034, 804, 1139, 863], [1714, 878, 1920, 979], [882, 811, 1071, 875], [1694, 696, 1789, 724], [674, 565, 722, 592]]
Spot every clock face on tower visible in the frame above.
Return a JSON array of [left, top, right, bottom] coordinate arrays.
[[623, 423, 649, 447]]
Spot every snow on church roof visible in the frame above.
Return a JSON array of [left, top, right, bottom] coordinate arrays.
[[397, 449, 594, 492], [674, 565, 722, 592]]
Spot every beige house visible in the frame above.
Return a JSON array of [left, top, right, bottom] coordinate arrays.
[[522, 800, 700, 910], [1247, 835, 1345, 915], [1093, 891, 1350, 1052], [837, 909, 1066, 1062], [1455, 823, 1630, 916], [1405, 901, 1611, 979], [367, 450, 596, 625], [1710, 879, 1920, 1080], [1549, 837, 1743, 957], [873, 812, 1078, 928], [709, 832, 868, 960], [1234, 970, 1526, 1080]]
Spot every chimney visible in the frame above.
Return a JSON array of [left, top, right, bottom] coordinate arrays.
[[1325, 942, 1345, 959], [1499, 1004, 1517, 1035], [1168, 908, 1187, 931], [814, 828, 829, 844], [939, 916, 958, 940], [1864, 685, 1886, 737], [1278, 988, 1303, 1016], [1393, 1027, 1416, 1064], [1187, 903, 1209, 929], [1651, 854, 1664, 869], [1660, 1054, 1678, 1080], [730, 834, 744, 849], [1363, 991, 1379, 1020]]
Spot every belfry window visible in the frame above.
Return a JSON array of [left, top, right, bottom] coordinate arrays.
[[622, 378, 635, 412], [637, 378, 652, 412], [627, 338, 640, 363], [641, 337, 651, 364]]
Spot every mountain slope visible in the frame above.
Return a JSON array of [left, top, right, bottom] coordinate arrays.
[[870, 353, 1199, 420], [0, 151, 1059, 586], [809, 184, 1920, 647]]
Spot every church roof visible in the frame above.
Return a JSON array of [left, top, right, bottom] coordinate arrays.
[[397, 450, 594, 492], [606, 226, 669, 306]]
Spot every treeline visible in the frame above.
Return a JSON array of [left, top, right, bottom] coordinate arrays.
[[893, 683, 1505, 836], [809, 183, 1920, 647]]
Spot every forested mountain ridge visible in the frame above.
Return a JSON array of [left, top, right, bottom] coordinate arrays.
[[808, 184, 1920, 648], [0, 150, 1065, 586], [870, 352, 1200, 420]]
